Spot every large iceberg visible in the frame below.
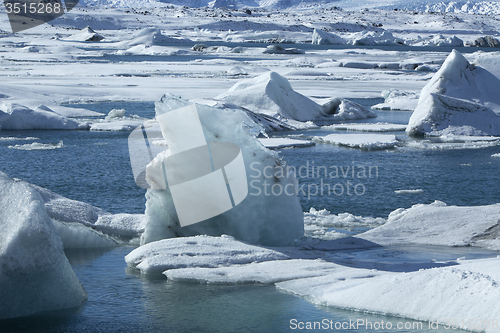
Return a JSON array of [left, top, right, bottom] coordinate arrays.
[[138, 94, 304, 246], [407, 50, 500, 136], [216, 72, 375, 122], [0, 171, 87, 319]]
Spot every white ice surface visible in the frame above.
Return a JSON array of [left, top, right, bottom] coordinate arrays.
[[258, 137, 315, 149], [407, 50, 500, 136], [8, 140, 64, 150], [323, 123, 407, 132], [125, 235, 289, 275], [0, 103, 86, 130], [313, 134, 398, 150], [277, 257, 500, 333], [357, 201, 500, 250], [0, 171, 87, 319]]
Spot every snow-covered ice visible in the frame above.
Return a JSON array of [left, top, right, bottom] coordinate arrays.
[[217, 72, 375, 122], [357, 201, 500, 250], [0, 171, 87, 319], [313, 134, 398, 150], [258, 137, 315, 149], [323, 123, 407, 132], [0, 103, 86, 130], [125, 235, 288, 275], [407, 50, 500, 136]]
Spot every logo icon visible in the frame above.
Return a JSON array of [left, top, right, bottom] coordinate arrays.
[[4, 0, 79, 33], [129, 104, 248, 227]]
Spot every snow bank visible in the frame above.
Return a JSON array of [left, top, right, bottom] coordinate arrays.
[[259, 137, 315, 149], [0, 171, 87, 319], [277, 257, 500, 333], [140, 95, 304, 246], [217, 72, 375, 121], [125, 235, 288, 275], [313, 134, 398, 150], [357, 201, 500, 250], [311, 28, 346, 45], [0, 103, 85, 130], [407, 50, 500, 136], [65, 26, 104, 42], [411, 34, 464, 47]]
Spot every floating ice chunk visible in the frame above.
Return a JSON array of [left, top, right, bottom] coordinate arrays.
[[372, 89, 420, 111], [32, 184, 110, 224], [259, 137, 315, 149], [105, 108, 126, 120], [50, 220, 118, 249], [8, 140, 64, 150], [492, 153, 500, 158], [394, 189, 424, 194], [277, 258, 500, 333], [0, 171, 87, 319], [311, 29, 346, 45], [125, 235, 288, 275], [94, 213, 146, 239], [0, 103, 86, 130], [39, 104, 104, 117], [217, 72, 375, 121], [65, 26, 104, 42], [117, 28, 191, 48], [412, 34, 464, 47], [0, 136, 38, 141], [140, 95, 304, 246], [90, 119, 145, 131], [323, 123, 407, 132], [407, 50, 500, 136], [313, 134, 398, 150], [357, 201, 500, 250], [166, 259, 342, 284], [305, 207, 385, 228], [350, 31, 404, 46], [262, 45, 304, 54]]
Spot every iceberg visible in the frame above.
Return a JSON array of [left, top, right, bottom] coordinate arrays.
[[217, 72, 375, 122], [311, 28, 346, 45], [0, 103, 86, 130], [137, 94, 304, 246], [313, 134, 398, 150], [0, 171, 87, 319], [357, 201, 500, 250], [65, 26, 104, 42], [407, 50, 500, 136]]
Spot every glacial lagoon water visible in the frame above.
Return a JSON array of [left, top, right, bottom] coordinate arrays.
[[1, 101, 500, 332]]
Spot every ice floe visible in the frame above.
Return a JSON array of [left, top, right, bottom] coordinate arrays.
[[313, 134, 398, 150], [323, 123, 407, 132], [8, 140, 64, 150], [125, 235, 288, 275], [357, 200, 500, 250], [0, 171, 87, 319], [372, 89, 420, 111], [258, 137, 315, 149], [65, 26, 104, 42], [311, 28, 346, 45]]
